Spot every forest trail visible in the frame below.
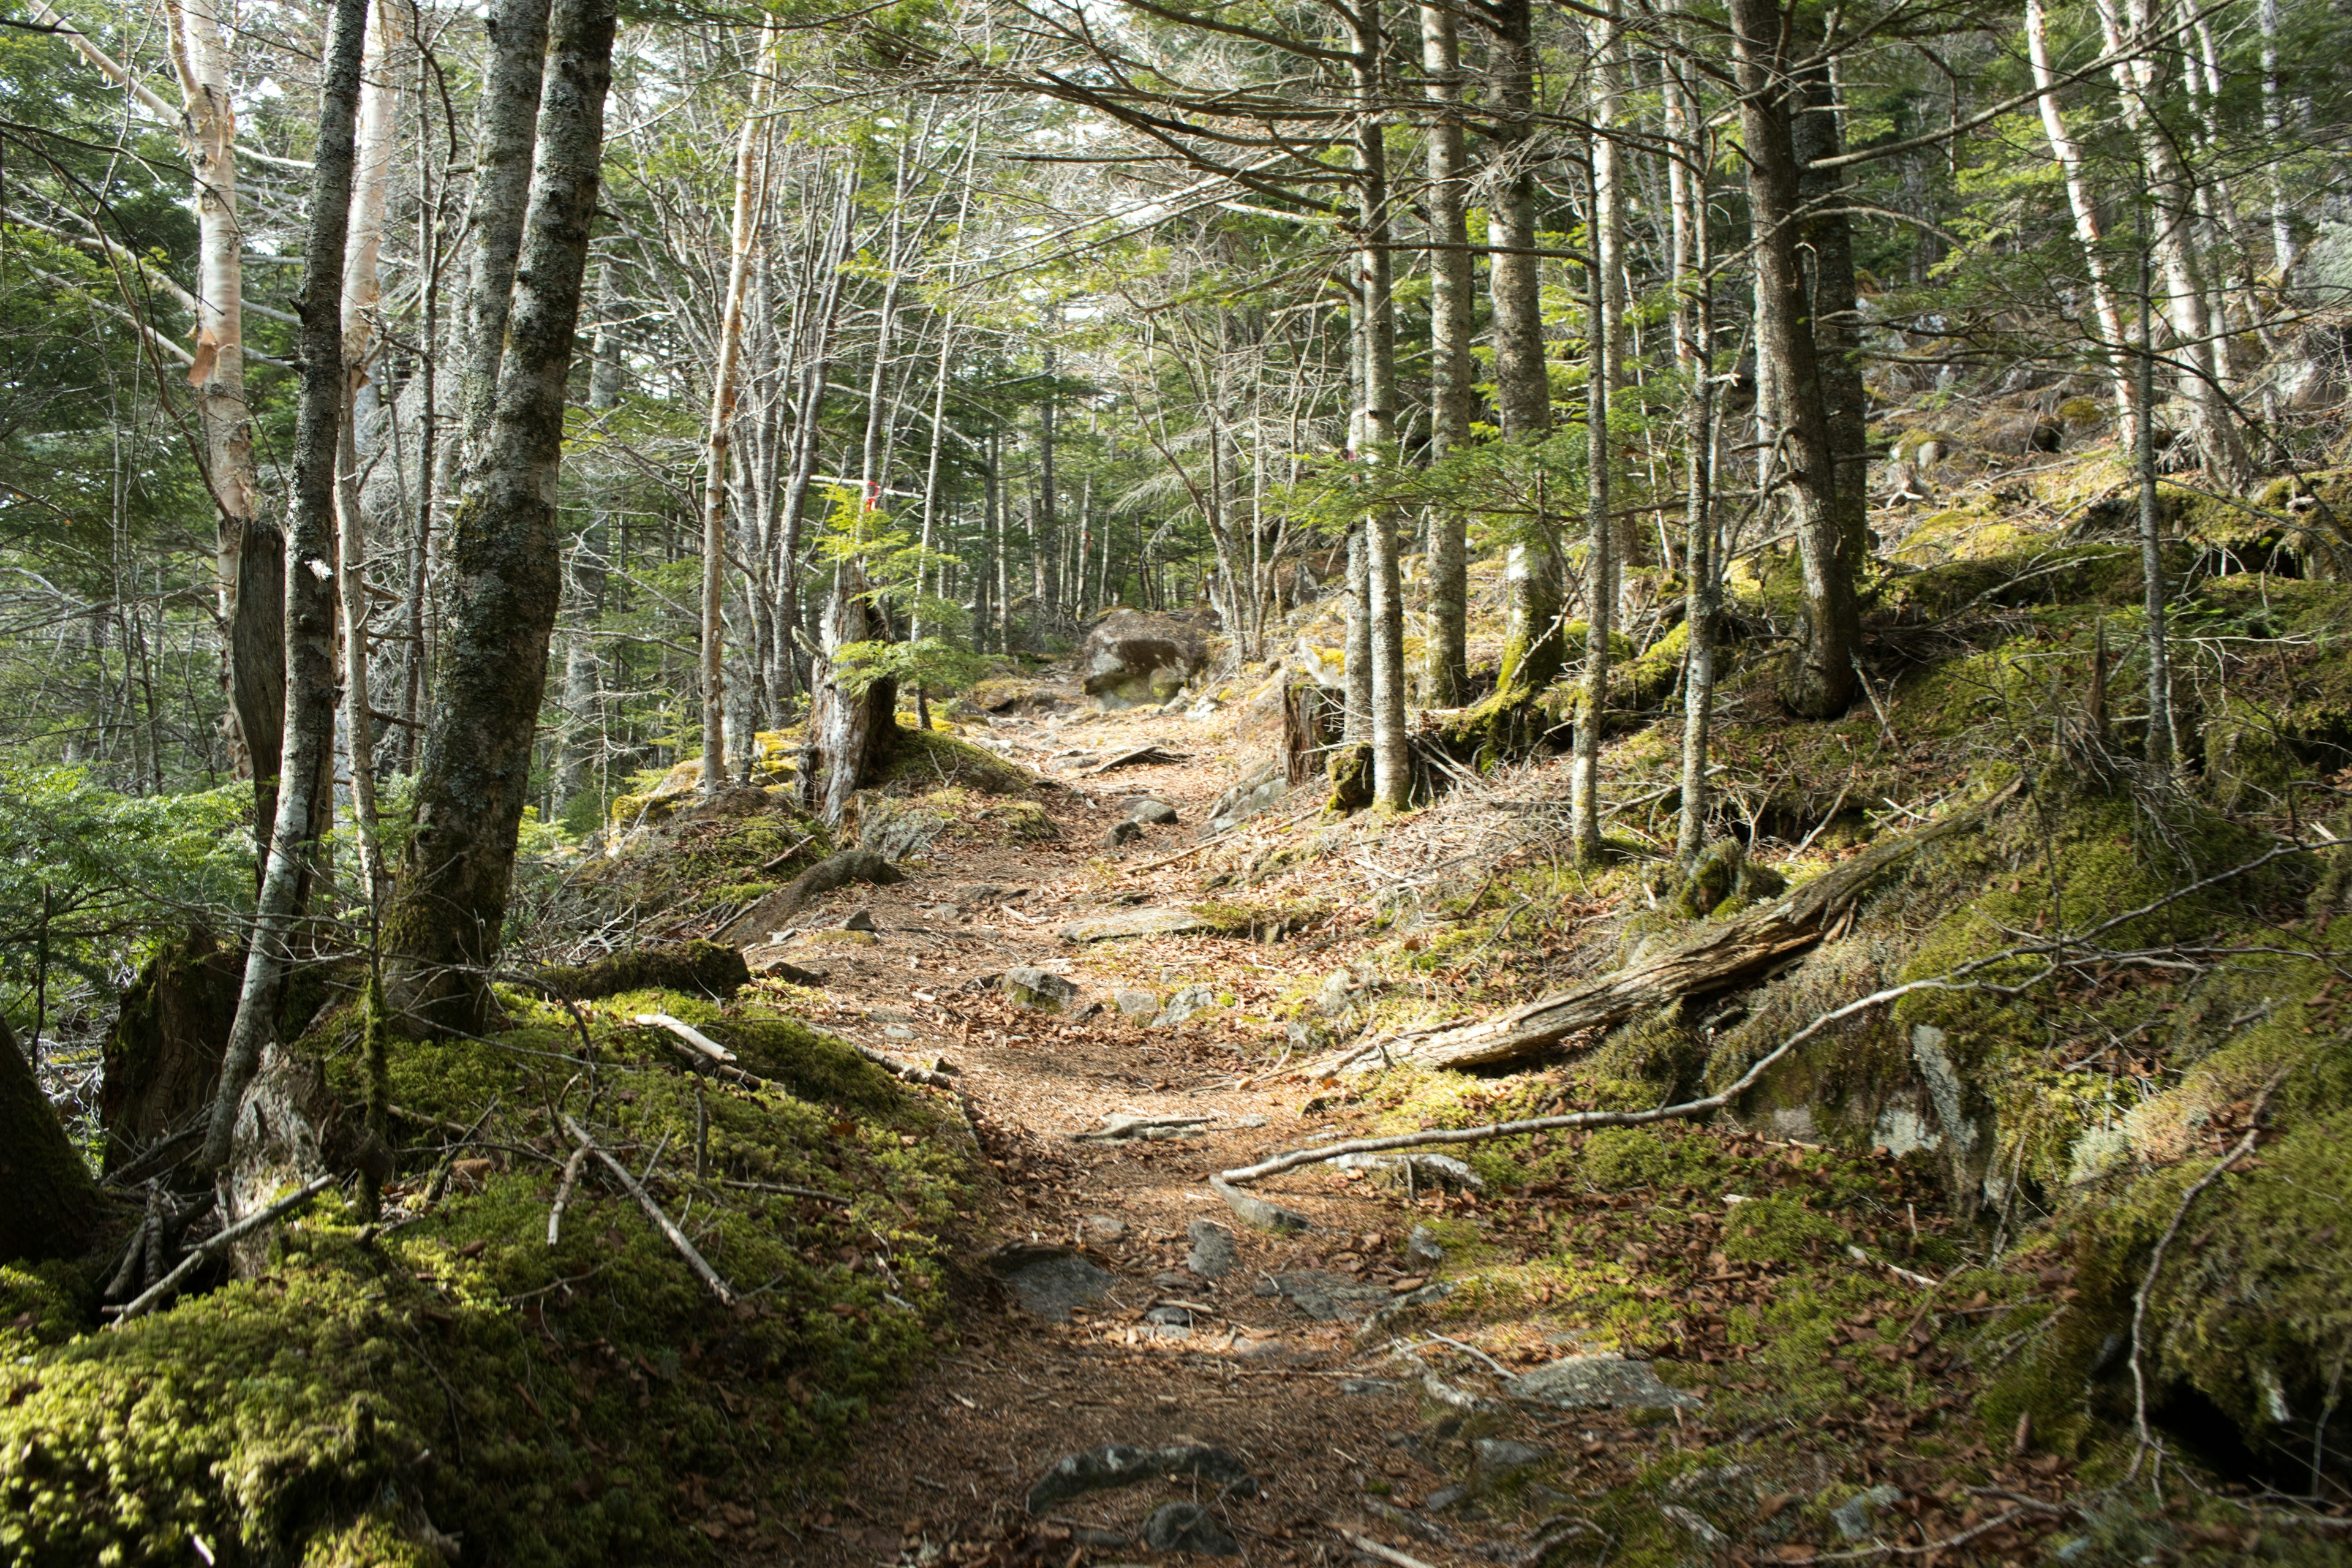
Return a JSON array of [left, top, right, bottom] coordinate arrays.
[[748, 687, 1632, 1568]]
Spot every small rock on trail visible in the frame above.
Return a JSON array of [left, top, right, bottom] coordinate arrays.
[[1186, 1219, 1237, 1278]]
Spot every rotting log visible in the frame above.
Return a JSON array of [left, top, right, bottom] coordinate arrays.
[[1378, 780, 2019, 1072], [715, 848, 905, 946]]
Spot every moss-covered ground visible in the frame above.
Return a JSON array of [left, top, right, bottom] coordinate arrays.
[[0, 986, 972, 1563]]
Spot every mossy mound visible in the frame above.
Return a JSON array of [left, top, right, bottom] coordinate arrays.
[[873, 725, 1035, 796], [568, 793, 829, 924], [0, 988, 970, 1563], [536, 940, 750, 1001]]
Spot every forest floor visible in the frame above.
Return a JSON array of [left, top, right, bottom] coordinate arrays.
[[739, 678, 2100, 1568]]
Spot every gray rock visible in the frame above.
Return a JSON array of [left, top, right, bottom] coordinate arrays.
[[1207, 761, 1288, 833], [1025, 1442, 1254, 1513], [1472, 1439, 1548, 1483], [1357, 1279, 1455, 1336], [1125, 797, 1180, 826], [1186, 1219, 1238, 1278], [838, 907, 877, 932], [1101, 820, 1143, 849], [988, 1244, 1114, 1322], [1145, 1305, 1193, 1326], [1001, 966, 1080, 1011], [1080, 1214, 1128, 1242], [1422, 1484, 1468, 1513], [1140, 1502, 1238, 1556], [1832, 1485, 1904, 1541], [1504, 1354, 1703, 1412], [1115, 988, 1162, 1017], [1058, 908, 1210, 944], [1265, 1269, 1390, 1322], [1152, 983, 1218, 1030], [1210, 1176, 1312, 1233], [1405, 1224, 1446, 1268], [1080, 609, 1211, 709], [1661, 1504, 1728, 1548]]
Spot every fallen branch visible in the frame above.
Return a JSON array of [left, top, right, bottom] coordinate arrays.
[[1335, 1528, 1441, 1568], [1376, 779, 2019, 1072], [111, 1175, 337, 1322], [563, 1114, 736, 1306], [635, 1011, 737, 1064], [850, 1040, 959, 1089], [1218, 970, 2019, 1192], [546, 1145, 592, 1246], [720, 1177, 850, 1204]]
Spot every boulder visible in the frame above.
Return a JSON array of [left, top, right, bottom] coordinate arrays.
[[1001, 967, 1080, 1011], [1125, 797, 1180, 826], [1208, 760, 1288, 832], [1080, 609, 1211, 709]]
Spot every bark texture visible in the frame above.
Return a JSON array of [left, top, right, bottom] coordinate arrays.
[[383, 0, 619, 1030], [1731, 0, 1856, 718], [202, 0, 369, 1172], [453, 0, 554, 474], [1420, 0, 1471, 707]]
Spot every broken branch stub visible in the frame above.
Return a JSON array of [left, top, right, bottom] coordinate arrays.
[[1379, 780, 2017, 1072]]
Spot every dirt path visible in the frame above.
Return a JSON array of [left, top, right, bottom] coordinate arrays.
[[732, 685, 1661, 1568]]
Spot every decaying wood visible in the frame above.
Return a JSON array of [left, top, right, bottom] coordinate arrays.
[[1220, 968, 1999, 1197], [562, 1114, 736, 1305], [1377, 780, 2018, 1072], [111, 1173, 335, 1322]]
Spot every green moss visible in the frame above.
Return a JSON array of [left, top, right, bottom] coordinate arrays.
[[1186, 897, 1333, 941], [0, 989, 970, 1564], [536, 941, 750, 1002], [873, 726, 1034, 796]]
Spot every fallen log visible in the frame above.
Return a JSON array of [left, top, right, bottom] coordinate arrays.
[[1379, 779, 2018, 1072]]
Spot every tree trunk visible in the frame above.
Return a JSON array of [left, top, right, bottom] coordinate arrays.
[[1572, 160, 1611, 861], [1349, 2, 1409, 811], [2024, 0, 2135, 426], [1668, 69, 1719, 871], [337, 0, 404, 906], [809, 559, 894, 825], [452, 0, 554, 476], [2136, 205, 2182, 771], [1485, 0, 1560, 696], [2095, 0, 2252, 485], [160, 0, 277, 855], [1730, 0, 1856, 718], [1343, 522, 1371, 747], [203, 0, 369, 1173], [700, 34, 773, 799], [1, 1014, 105, 1264], [1792, 22, 1871, 575], [382, 0, 620, 1031]]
